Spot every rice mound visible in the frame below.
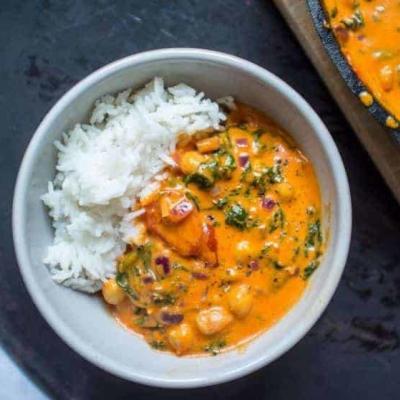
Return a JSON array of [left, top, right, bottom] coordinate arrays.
[[42, 77, 226, 293]]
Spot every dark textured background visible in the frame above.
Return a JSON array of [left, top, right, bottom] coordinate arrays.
[[1, 1, 400, 399]]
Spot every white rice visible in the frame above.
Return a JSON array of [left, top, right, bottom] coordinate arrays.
[[42, 78, 226, 293]]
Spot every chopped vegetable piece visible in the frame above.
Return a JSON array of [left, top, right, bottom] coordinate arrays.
[[262, 197, 276, 210], [196, 136, 221, 153], [269, 208, 285, 233], [341, 9, 364, 31], [303, 261, 319, 279], [236, 138, 248, 147], [204, 339, 227, 356], [155, 255, 170, 275], [239, 153, 249, 167], [115, 272, 139, 300], [225, 204, 249, 230]]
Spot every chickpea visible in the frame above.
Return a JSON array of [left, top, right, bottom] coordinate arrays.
[[196, 136, 221, 153], [180, 151, 206, 175], [228, 284, 253, 318], [196, 306, 233, 336], [102, 278, 125, 305], [275, 182, 294, 201], [379, 65, 394, 92], [168, 323, 194, 355]]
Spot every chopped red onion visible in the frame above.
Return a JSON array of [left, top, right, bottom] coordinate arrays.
[[239, 153, 249, 167], [142, 276, 154, 284], [160, 311, 184, 325], [262, 197, 276, 210], [249, 260, 259, 270], [155, 256, 170, 275], [192, 272, 208, 280], [236, 138, 248, 147]]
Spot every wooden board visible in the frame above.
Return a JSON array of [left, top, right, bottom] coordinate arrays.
[[273, 0, 400, 204]]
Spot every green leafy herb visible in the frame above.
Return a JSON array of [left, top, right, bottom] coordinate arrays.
[[305, 219, 322, 250], [252, 129, 267, 152], [266, 165, 283, 184], [272, 260, 284, 270], [330, 6, 338, 18], [135, 316, 146, 326], [261, 244, 271, 257], [220, 130, 233, 149], [251, 164, 282, 195], [303, 261, 319, 280], [118, 251, 138, 272], [150, 340, 167, 350], [216, 151, 236, 179], [247, 217, 260, 228], [341, 9, 364, 31], [116, 271, 139, 300], [185, 191, 200, 210], [204, 339, 227, 356], [152, 292, 177, 306], [184, 151, 236, 190], [225, 204, 249, 230], [269, 208, 285, 233], [252, 174, 267, 195], [172, 262, 189, 272], [184, 171, 214, 189], [213, 197, 229, 209], [228, 186, 242, 197], [252, 129, 265, 139], [137, 243, 152, 270]]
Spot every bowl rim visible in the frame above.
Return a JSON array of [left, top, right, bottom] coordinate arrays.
[[12, 48, 352, 388]]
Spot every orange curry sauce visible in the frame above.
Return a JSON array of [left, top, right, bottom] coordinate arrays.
[[102, 104, 324, 356], [323, 0, 400, 123]]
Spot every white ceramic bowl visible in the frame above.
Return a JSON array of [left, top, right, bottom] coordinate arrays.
[[13, 48, 351, 388]]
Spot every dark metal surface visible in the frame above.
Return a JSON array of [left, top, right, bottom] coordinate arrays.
[[307, 0, 400, 144], [1, 0, 400, 399]]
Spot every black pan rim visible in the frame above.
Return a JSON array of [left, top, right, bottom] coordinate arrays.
[[306, 0, 400, 143]]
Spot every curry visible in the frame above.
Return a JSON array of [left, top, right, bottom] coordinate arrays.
[[323, 0, 400, 125], [101, 104, 324, 356]]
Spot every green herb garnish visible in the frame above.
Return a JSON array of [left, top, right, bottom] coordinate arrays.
[[137, 243, 152, 270], [204, 339, 227, 355], [341, 9, 364, 31], [225, 204, 249, 230], [213, 197, 229, 209], [266, 165, 283, 184], [150, 340, 167, 350], [152, 292, 177, 306], [272, 260, 284, 270], [216, 151, 236, 179], [305, 219, 322, 250], [116, 271, 139, 300], [185, 191, 200, 210], [303, 261, 319, 280], [269, 208, 285, 233], [184, 171, 214, 189]]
